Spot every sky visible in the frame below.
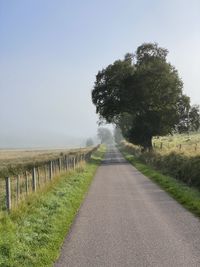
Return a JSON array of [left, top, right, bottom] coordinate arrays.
[[0, 0, 200, 148]]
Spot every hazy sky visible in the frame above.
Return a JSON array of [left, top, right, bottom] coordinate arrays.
[[0, 0, 200, 147]]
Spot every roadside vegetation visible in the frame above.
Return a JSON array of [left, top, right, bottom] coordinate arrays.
[[0, 145, 106, 267], [122, 150, 200, 218], [120, 133, 200, 189], [120, 135, 200, 217]]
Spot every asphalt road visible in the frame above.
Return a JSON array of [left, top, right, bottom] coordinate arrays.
[[54, 147, 200, 267]]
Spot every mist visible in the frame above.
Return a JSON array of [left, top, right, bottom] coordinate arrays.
[[0, 0, 200, 148]]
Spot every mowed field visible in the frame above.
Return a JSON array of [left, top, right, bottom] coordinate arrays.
[[153, 132, 200, 156]]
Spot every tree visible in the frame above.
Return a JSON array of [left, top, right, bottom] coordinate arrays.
[[92, 42, 200, 150], [97, 127, 113, 144], [114, 126, 123, 144], [86, 138, 94, 147]]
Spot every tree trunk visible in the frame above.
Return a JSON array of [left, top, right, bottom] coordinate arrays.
[[143, 136, 153, 152]]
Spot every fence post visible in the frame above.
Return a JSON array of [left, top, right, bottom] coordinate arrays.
[[44, 165, 47, 183], [25, 171, 29, 194], [16, 175, 20, 202], [49, 161, 53, 180], [37, 167, 40, 187], [195, 144, 197, 151], [5, 177, 11, 211], [59, 158, 62, 172], [32, 167, 37, 192], [73, 156, 76, 170], [160, 142, 163, 150]]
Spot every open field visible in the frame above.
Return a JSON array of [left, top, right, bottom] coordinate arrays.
[[153, 132, 200, 156], [0, 147, 94, 178], [0, 146, 98, 212]]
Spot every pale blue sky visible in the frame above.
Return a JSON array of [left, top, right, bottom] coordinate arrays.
[[0, 0, 200, 147]]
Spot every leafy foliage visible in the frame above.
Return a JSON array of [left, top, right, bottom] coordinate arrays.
[[92, 42, 200, 149], [114, 126, 123, 144]]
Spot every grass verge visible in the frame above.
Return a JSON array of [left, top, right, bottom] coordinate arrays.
[[0, 145, 106, 267], [123, 151, 200, 218]]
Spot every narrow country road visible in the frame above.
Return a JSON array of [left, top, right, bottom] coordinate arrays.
[[54, 147, 200, 267]]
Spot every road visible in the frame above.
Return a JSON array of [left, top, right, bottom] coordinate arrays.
[[54, 147, 200, 267]]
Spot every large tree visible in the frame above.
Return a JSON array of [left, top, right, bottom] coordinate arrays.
[[114, 126, 123, 144], [92, 43, 200, 150], [97, 127, 113, 144]]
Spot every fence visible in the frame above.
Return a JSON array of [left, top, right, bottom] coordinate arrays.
[[153, 142, 199, 153], [0, 146, 98, 212]]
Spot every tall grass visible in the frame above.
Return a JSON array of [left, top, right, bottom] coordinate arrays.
[[152, 132, 200, 156]]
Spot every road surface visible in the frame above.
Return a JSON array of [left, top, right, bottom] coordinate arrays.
[[54, 147, 200, 267]]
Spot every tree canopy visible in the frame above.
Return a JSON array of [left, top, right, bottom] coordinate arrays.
[[92, 43, 200, 150]]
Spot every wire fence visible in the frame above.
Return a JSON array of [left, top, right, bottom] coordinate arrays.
[[0, 146, 98, 212], [153, 142, 199, 153]]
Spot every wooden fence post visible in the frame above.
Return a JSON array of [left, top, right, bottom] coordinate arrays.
[[66, 156, 69, 170], [195, 144, 197, 151], [16, 175, 20, 202], [5, 177, 11, 211], [44, 165, 47, 183], [32, 167, 37, 192], [59, 158, 62, 172], [49, 161, 53, 180], [25, 171, 29, 194], [160, 142, 163, 150], [37, 167, 40, 187], [73, 157, 76, 170]]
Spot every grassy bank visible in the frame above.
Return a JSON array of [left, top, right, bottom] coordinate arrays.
[[123, 151, 200, 218], [121, 140, 200, 189], [0, 146, 106, 267]]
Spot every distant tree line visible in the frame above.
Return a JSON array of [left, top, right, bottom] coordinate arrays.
[[92, 43, 200, 150]]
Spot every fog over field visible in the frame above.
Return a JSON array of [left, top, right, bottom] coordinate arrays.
[[0, 0, 200, 148]]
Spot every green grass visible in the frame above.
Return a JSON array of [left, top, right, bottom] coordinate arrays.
[[123, 151, 200, 218], [0, 145, 106, 267]]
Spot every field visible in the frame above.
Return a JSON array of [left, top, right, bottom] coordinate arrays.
[[152, 132, 200, 156], [0, 147, 92, 178], [0, 146, 96, 212]]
